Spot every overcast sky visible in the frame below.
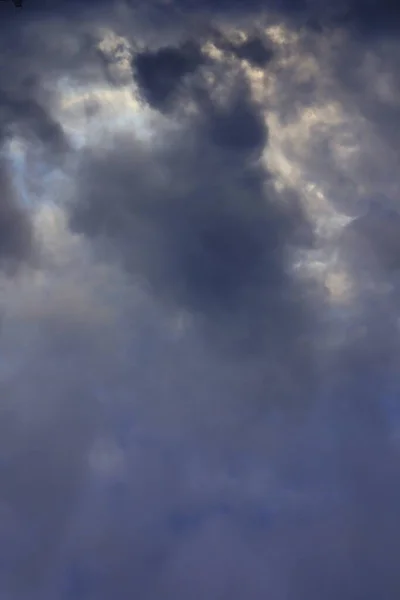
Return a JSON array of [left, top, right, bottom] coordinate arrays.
[[1, 0, 400, 598]]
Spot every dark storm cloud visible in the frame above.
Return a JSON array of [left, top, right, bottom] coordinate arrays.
[[216, 35, 274, 68], [0, 91, 69, 156], [119, 0, 400, 40], [1, 0, 400, 599], [3, 0, 400, 35], [133, 41, 206, 110], [0, 24, 73, 155], [0, 0, 122, 274], [69, 71, 316, 364], [0, 158, 33, 269], [203, 80, 268, 156], [0, 0, 115, 157], [330, 0, 400, 36], [0, 15, 105, 596], [0, 1, 129, 577], [190, 0, 400, 36], [0, 7, 87, 271]]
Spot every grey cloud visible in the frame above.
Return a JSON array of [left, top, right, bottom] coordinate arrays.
[[225, 37, 273, 67], [0, 34, 71, 158], [68, 78, 316, 365], [0, 4, 120, 157], [116, 0, 400, 42], [203, 80, 268, 156], [278, 368, 400, 600], [0, 11, 102, 273], [1, 1, 400, 599], [213, 31, 274, 68], [0, 158, 33, 269], [0, 266, 127, 598], [53, 359, 400, 599], [4, 0, 400, 41], [133, 41, 207, 111], [340, 200, 400, 275], [0, 92, 69, 158]]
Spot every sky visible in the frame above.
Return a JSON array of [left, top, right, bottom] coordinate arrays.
[[1, 0, 400, 598]]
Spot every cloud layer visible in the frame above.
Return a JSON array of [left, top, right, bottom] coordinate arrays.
[[1, 0, 400, 598]]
